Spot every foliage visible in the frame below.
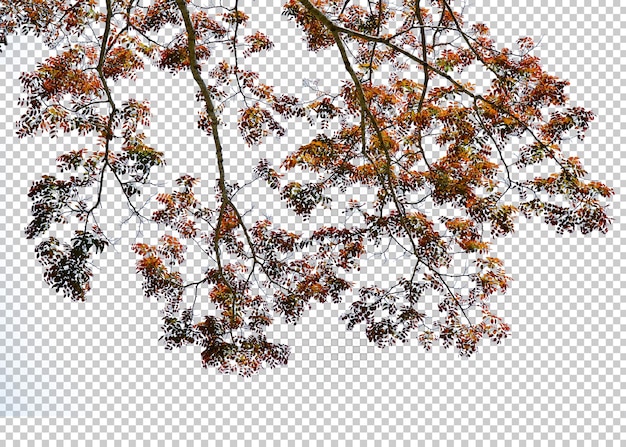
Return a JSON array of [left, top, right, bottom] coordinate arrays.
[[3, 0, 613, 375]]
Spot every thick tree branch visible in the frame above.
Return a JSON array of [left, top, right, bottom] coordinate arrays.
[[297, 0, 473, 326]]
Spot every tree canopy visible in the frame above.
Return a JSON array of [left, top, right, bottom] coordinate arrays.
[[2, 0, 613, 375]]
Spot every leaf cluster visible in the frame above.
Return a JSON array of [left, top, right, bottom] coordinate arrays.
[[10, 0, 613, 375]]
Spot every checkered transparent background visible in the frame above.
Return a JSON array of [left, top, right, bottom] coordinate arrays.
[[1, 0, 624, 445]]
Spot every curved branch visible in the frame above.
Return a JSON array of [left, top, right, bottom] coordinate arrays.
[[297, 0, 473, 326]]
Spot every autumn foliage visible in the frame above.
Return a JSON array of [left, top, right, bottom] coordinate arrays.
[[4, 0, 613, 375]]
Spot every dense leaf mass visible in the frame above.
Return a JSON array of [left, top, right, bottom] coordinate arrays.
[[7, 0, 613, 375]]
